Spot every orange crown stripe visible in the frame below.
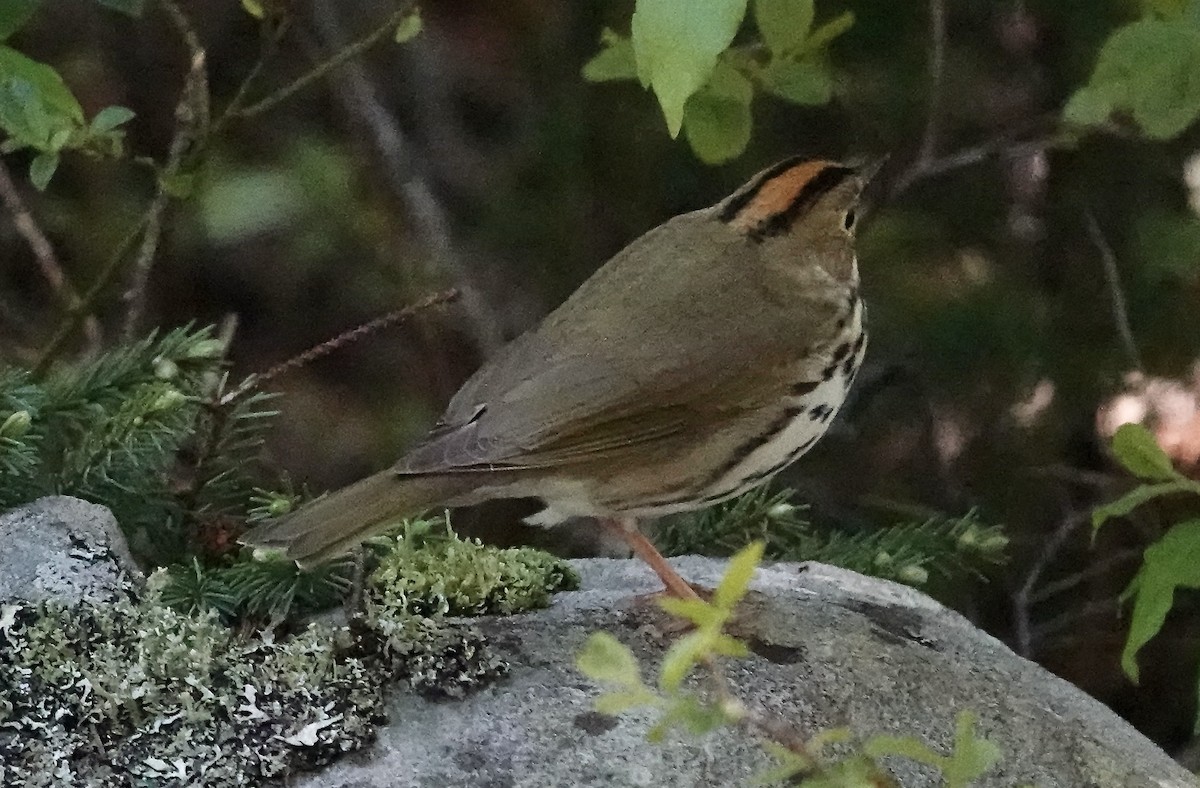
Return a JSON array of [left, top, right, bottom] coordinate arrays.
[[729, 160, 835, 231]]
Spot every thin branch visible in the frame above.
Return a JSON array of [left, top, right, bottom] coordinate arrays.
[[224, 1, 416, 122], [890, 136, 1053, 198], [31, 0, 210, 373], [916, 0, 947, 165], [1085, 210, 1143, 372], [213, 17, 292, 131], [122, 1, 210, 339], [1012, 510, 1087, 658], [220, 288, 461, 404], [310, 0, 505, 354], [33, 216, 145, 376], [1029, 598, 1122, 643], [1029, 548, 1142, 604], [0, 159, 101, 349]]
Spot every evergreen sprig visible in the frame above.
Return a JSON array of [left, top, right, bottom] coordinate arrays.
[[0, 326, 278, 561], [654, 486, 1008, 587]]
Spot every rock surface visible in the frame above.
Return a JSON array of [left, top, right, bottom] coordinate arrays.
[[303, 557, 1192, 788], [0, 496, 142, 605]]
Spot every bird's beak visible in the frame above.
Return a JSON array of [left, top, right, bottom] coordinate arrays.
[[851, 154, 889, 184]]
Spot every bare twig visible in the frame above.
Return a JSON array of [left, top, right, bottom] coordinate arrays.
[[0, 159, 101, 350], [890, 135, 1054, 198], [33, 214, 145, 376], [213, 17, 292, 131], [1012, 510, 1087, 658], [1029, 598, 1122, 643], [221, 288, 461, 404], [1085, 210, 1143, 372], [32, 0, 210, 373], [916, 0, 947, 165], [1029, 548, 1142, 604], [122, 2, 210, 339], [310, 0, 505, 354], [224, 1, 416, 122]]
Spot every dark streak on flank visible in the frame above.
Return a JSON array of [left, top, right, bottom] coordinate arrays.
[[705, 409, 795, 486], [718, 156, 806, 223], [792, 380, 819, 396], [809, 404, 834, 422], [831, 342, 852, 364], [750, 166, 855, 241]]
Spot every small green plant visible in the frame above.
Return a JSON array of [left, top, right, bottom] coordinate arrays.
[[582, 0, 851, 163], [654, 485, 1008, 588], [1092, 423, 1200, 727], [575, 542, 1001, 786]]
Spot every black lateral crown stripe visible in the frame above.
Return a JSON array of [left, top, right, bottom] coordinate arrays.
[[718, 155, 806, 223], [753, 165, 854, 240]]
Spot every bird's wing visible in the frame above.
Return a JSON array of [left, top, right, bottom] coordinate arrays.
[[395, 211, 846, 474]]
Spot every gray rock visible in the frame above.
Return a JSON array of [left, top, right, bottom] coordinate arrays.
[[303, 557, 1192, 788], [0, 496, 142, 605]]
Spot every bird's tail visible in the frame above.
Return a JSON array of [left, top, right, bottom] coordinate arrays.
[[239, 471, 466, 566]]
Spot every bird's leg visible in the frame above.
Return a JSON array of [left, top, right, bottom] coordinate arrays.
[[604, 517, 703, 602]]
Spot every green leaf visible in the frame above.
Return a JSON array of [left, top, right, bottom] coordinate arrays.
[[94, 0, 145, 17], [631, 0, 749, 137], [1064, 18, 1200, 139], [802, 9, 854, 53], [659, 630, 709, 692], [0, 49, 85, 157], [758, 58, 832, 105], [89, 104, 134, 134], [753, 0, 813, 56], [594, 687, 658, 714], [1092, 479, 1199, 533], [1119, 519, 1200, 682], [1111, 423, 1180, 481], [394, 8, 423, 43], [710, 632, 749, 658], [0, 46, 83, 123], [750, 740, 812, 785], [864, 732, 942, 765], [0, 0, 39, 41], [714, 539, 763, 611], [27, 149, 55, 190], [576, 632, 643, 686], [657, 595, 719, 626], [241, 0, 264, 18], [1144, 0, 1188, 18], [944, 711, 1002, 788], [159, 170, 196, 199], [582, 29, 638, 83], [682, 58, 753, 163]]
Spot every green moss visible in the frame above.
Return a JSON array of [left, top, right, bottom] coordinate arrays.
[[370, 520, 580, 617], [0, 524, 579, 786]]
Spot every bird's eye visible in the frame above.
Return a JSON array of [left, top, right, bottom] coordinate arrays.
[[843, 209, 857, 232]]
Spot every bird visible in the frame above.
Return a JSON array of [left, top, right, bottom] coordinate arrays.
[[242, 157, 876, 601]]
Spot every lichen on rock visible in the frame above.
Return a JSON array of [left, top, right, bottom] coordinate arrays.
[[0, 511, 579, 787]]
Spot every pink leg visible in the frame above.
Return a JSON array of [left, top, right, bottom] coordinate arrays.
[[604, 517, 703, 601]]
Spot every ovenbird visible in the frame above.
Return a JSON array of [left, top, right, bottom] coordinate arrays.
[[242, 157, 876, 599]]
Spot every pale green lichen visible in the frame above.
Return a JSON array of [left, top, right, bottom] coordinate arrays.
[[0, 527, 578, 786]]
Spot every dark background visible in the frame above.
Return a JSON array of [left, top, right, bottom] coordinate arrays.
[[2, 0, 1200, 761]]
